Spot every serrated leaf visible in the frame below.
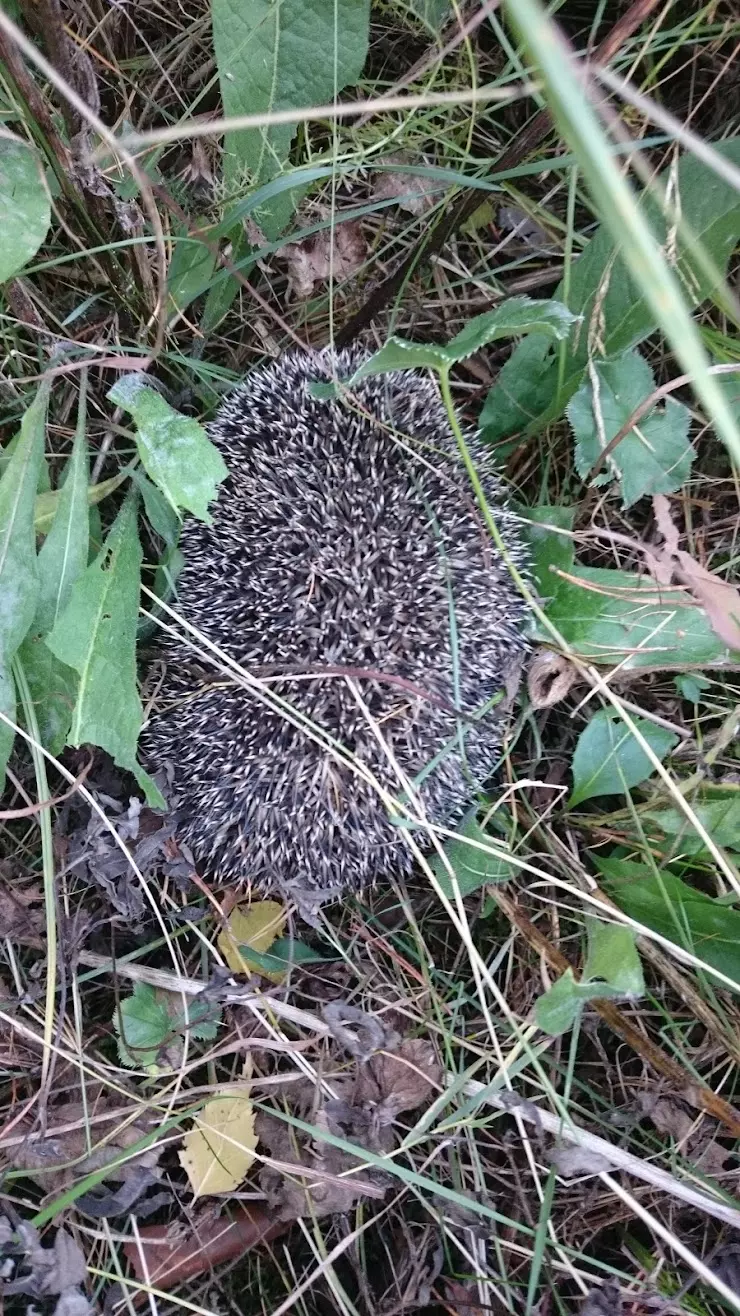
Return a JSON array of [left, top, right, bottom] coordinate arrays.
[[543, 566, 731, 670], [167, 226, 217, 320], [569, 709, 677, 807], [568, 350, 693, 507], [180, 1089, 257, 1196], [113, 982, 173, 1070], [0, 135, 51, 282], [481, 138, 740, 443], [428, 811, 514, 899], [582, 917, 644, 996], [19, 385, 89, 752], [217, 900, 286, 980], [445, 297, 578, 363], [44, 495, 163, 805], [212, 0, 370, 239], [0, 384, 48, 784], [350, 337, 452, 381], [108, 374, 227, 522], [597, 857, 740, 991]]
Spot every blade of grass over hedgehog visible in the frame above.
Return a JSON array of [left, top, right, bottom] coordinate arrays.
[[0, 380, 48, 788]]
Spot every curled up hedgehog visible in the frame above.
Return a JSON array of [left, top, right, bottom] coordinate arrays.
[[143, 349, 529, 904]]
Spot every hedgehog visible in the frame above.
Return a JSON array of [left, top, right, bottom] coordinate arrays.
[[143, 348, 528, 902]]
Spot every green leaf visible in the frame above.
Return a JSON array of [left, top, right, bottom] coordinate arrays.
[[543, 566, 731, 670], [569, 709, 678, 807], [44, 495, 163, 805], [113, 983, 172, 1069], [211, 0, 370, 239], [428, 811, 514, 899], [350, 337, 452, 381], [167, 227, 217, 320], [535, 918, 644, 1036], [108, 374, 227, 522], [0, 135, 51, 282], [598, 858, 740, 991], [568, 350, 693, 507], [445, 297, 579, 363], [481, 138, 740, 443], [238, 937, 334, 973], [582, 917, 644, 996], [641, 790, 740, 857], [18, 385, 89, 752], [34, 468, 130, 536], [519, 503, 575, 600], [0, 384, 48, 784], [674, 673, 710, 704]]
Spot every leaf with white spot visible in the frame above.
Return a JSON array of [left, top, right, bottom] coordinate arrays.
[[108, 374, 227, 522]]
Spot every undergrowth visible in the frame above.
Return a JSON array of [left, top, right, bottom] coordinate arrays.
[[1, 1, 740, 1314]]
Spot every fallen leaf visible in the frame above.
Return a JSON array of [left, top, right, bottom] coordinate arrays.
[[652, 494, 740, 651], [123, 1205, 286, 1289], [444, 1278, 486, 1316], [371, 159, 436, 216], [284, 220, 367, 298], [527, 648, 578, 708], [217, 899, 286, 979], [0, 1218, 87, 1300], [498, 204, 551, 248], [549, 1145, 613, 1177], [581, 1280, 623, 1316], [180, 1088, 258, 1196], [256, 1107, 388, 1221], [355, 1037, 443, 1117], [0, 872, 45, 948], [1, 1095, 161, 1191]]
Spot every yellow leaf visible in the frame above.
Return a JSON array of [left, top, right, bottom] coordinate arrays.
[[217, 900, 286, 980], [179, 1089, 258, 1197]]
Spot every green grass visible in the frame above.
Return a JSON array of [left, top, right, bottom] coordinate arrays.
[[1, 1, 740, 1314]]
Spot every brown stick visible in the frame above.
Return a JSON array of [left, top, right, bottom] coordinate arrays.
[[336, 0, 664, 347]]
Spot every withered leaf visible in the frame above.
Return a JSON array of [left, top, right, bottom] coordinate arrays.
[[355, 1037, 442, 1117], [284, 221, 367, 298]]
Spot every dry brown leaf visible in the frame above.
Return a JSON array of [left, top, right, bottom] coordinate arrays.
[[1, 1096, 160, 1190], [355, 1037, 442, 1117], [652, 494, 740, 651], [371, 159, 436, 216], [256, 1109, 388, 1221], [284, 220, 367, 298], [0, 873, 45, 948], [527, 649, 578, 708]]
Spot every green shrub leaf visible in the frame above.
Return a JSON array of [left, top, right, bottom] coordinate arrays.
[[445, 297, 579, 363], [44, 495, 163, 805], [211, 0, 370, 238], [0, 385, 48, 784], [569, 709, 678, 807], [568, 350, 693, 506], [481, 138, 740, 443], [598, 858, 740, 992], [543, 567, 732, 670], [535, 919, 643, 1036], [428, 812, 514, 898], [18, 386, 89, 753], [0, 135, 51, 283], [113, 983, 173, 1069], [108, 374, 227, 522], [167, 226, 218, 320]]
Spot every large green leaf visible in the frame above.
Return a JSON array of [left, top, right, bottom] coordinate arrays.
[[535, 919, 644, 1036], [166, 226, 217, 321], [568, 350, 693, 507], [211, 0, 370, 239], [19, 388, 89, 753], [108, 375, 227, 522], [44, 496, 163, 804], [481, 138, 740, 442], [543, 566, 733, 670], [569, 709, 678, 808], [519, 503, 575, 601], [0, 385, 47, 783], [597, 857, 740, 992], [0, 136, 51, 283]]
